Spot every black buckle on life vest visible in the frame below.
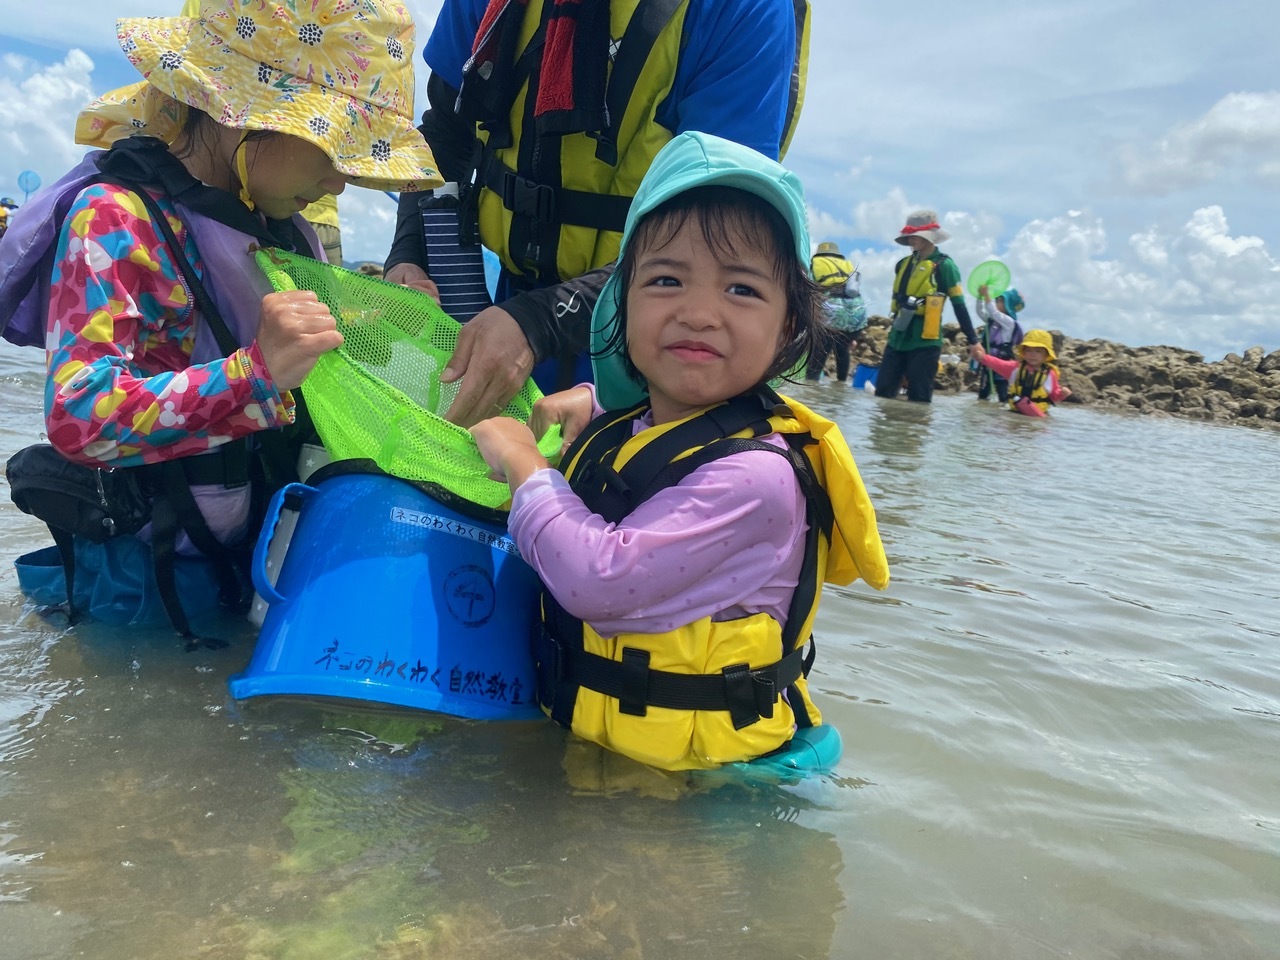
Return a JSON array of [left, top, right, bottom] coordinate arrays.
[[723, 662, 776, 731], [618, 647, 651, 717], [502, 173, 556, 223]]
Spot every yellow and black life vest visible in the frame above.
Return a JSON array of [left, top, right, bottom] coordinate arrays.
[[535, 387, 887, 771], [890, 252, 952, 310], [472, 0, 811, 286], [1009, 363, 1057, 414], [811, 252, 854, 290]]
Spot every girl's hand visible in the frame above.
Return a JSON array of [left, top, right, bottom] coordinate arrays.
[[530, 385, 594, 452], [968, 343, 986, 361], [978, 284, 990, 299], [256, 290, 344, 392], [1059, 385, 1073, 401], [469, 417, 549, 490]]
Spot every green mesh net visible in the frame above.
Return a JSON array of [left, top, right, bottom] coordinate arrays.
[[255, 249, 560, 510]]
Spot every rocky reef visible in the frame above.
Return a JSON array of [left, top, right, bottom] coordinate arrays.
[[842, 315, 1280, 429]]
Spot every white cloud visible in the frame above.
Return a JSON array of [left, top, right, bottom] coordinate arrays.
[[1116, 91, 1280, 194], [2, 1, 1277, 360], [810, 194, 1280, 358], [0, 50, 97, 194]]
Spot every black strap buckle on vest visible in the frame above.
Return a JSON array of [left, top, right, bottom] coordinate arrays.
[[566, 645, 805, 730], [502, 172, 557, 223]]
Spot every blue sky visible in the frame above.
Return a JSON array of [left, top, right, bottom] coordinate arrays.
[[3, 0, 1278, 359]]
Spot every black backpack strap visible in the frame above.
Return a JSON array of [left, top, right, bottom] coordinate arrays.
[[46, 526, 80, 624], [148, 460, 248, 649]]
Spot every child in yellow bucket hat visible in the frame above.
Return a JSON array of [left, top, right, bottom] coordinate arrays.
[[0, 0, 442, 639], [969, 329, 1072, 417], [76, 0, 439, 194]]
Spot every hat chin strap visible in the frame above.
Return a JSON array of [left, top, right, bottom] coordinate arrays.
[[233, 135, 256, 212]]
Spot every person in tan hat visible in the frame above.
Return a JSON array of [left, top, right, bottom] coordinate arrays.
[[805, 242, 868, 384], [875, 209, 978, 402], [0, 0, 441, 637]]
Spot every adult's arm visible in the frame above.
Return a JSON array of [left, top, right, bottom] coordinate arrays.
[[441, 264, 612, 426], [938, 257, 978, 344], [665, 0, 798, 158], [44, 185, 292, 468]]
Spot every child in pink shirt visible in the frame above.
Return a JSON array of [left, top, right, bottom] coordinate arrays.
[[970, 328, 1072, 417], [468, 132, 888, 772]]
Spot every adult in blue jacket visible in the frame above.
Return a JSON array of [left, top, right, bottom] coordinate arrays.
[[385, 0, 810, 424]]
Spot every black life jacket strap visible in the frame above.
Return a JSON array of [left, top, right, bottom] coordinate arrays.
[[565, 390, 781, 523], [593, 0, 685, 165], [563, 644, 807, 731], [478, 151, 633, 234]]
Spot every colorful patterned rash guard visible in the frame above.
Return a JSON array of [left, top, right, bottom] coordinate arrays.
[[44, 183, 292, 470]]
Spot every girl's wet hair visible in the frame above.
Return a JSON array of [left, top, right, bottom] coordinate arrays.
[[600, 185, 826, 391]]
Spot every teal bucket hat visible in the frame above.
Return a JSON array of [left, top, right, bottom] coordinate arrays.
[[590, 131, 812, 410]]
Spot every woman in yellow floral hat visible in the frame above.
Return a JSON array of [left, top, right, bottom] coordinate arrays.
[[0, 0, 441, 638]]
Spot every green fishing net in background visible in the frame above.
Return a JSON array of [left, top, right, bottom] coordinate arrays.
[[255, 249, 560, 510], [966, 259, 1011, 298]]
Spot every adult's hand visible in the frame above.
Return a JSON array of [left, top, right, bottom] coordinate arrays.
[[255, 290, 344, 392], [441, 306, 536, 427], [384, 261, 441, 303]]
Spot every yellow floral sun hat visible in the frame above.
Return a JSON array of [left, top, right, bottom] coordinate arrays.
[[75, 0, 441, 193]]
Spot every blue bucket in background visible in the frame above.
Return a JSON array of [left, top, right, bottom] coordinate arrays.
[[853, 364, 879, 389], [228, 469, 542, 720]]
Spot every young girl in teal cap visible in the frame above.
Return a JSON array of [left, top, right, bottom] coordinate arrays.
[[469, 132, 889, 773]]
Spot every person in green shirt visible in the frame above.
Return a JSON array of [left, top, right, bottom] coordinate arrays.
[[875, 210, 978, 402]]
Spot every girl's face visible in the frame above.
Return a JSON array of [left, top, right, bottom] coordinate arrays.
[[243, 135, 349, 220], [625, 217, 788, 424], [1021, 346, 1049, 368]]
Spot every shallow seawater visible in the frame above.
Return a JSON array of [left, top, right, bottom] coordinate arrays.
[[1, 346, 1278, 960]]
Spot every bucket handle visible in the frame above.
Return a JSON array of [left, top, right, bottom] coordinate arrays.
[[251, 482, 316, 605]]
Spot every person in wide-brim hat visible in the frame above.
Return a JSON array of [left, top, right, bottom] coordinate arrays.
[[75, 0, 440, 193], [894, 209, 950, 246]]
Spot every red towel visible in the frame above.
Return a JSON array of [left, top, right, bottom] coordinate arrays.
[[462, 0, 609, 137]]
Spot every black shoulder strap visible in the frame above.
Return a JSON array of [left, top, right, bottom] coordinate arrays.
[[893, 255, 914, 306], [594, 0, 685, 165], [566, 391, 782, 523]]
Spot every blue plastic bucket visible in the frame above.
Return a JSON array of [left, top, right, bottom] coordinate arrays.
[[852, 364, 879, 389], [228, 471, 542, 720]]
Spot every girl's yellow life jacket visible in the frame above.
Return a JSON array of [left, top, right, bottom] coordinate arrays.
[[536, 389, 887, 770]]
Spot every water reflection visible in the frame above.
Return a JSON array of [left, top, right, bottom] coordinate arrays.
[[865, 398, 933, 465]]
